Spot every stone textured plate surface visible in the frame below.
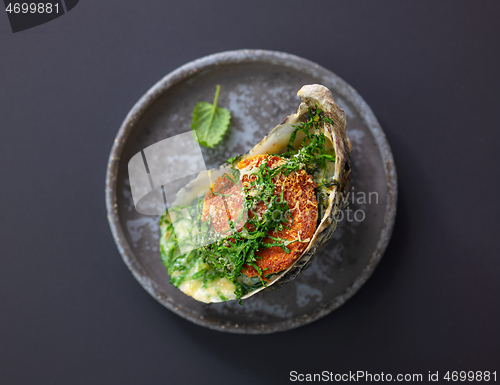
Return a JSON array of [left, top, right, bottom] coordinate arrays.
[[106, 49, 397, 334]]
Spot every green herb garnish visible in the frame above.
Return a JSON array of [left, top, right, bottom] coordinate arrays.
[[199, 107, 336, 284], [191, 85, 231, 148]]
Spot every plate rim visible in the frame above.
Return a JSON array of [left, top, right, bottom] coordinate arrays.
[[105, 49, 398, 334]]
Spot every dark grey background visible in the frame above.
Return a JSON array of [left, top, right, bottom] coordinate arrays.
[[1, 1, 499, 384]]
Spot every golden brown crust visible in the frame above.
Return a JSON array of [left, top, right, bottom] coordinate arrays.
[[201, 174, 244, 235], [201, 154, 318, 278]]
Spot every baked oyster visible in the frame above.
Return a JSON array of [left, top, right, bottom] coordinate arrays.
[[159, 84, 351, 303]]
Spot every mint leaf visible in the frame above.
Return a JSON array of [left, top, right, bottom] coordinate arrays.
[[191, 85, 231, 148]]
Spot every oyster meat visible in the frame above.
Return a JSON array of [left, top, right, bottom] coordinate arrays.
[[159, 84, 351, 303]]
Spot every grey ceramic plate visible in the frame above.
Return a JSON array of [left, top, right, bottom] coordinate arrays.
[[106, 50, 397, 334]]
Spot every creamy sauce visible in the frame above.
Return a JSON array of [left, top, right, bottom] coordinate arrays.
[[161, 217, 237, 303], [178, 264, 237, 303]]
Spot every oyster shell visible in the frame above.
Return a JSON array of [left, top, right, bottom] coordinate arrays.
[[240, 84, 351, 297], [160, 84, 351, 302]]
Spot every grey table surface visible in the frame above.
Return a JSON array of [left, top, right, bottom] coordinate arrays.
[[1, 1, 499, 384]]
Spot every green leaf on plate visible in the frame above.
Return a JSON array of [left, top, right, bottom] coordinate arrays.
[[191, 85, 231, 148]]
